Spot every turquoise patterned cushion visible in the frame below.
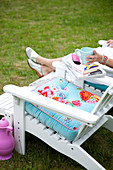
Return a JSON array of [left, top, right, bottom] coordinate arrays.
[[25, 77, 100, 141]]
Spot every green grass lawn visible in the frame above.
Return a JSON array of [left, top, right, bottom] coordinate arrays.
[[0, 0, 113, 169]]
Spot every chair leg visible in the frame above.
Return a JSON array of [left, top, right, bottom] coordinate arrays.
[[68, 145, 106, 170], [44, 135, 106, 170], [103, 115, 113, 132], [13, 97, 25, 155]]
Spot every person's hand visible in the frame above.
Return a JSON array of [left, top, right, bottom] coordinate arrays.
[[86, 50, 102, 64], [107, 39, 113, 48]]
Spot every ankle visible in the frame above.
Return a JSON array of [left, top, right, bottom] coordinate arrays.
[[41, 65, 54, 76]]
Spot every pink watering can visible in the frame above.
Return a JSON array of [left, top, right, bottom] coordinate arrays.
[[0, 117, 15, 160]]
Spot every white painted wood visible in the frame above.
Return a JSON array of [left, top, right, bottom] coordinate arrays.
[[13, 97, 25, 155], [75, 116, 109, 146], [53, 61, 113, 86], [29, 72, 56, 87], [0, 93, 14, 125], [3, 84, 99, 125], [25, 115, 106, 170], [0, 93, 13, 109], [103, 115, 113, 132], [91, 85, 113, 116]]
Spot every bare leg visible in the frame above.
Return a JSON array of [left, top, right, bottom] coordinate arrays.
[[36, 55, 62, 68], [26, 47, 63, 76], [35, 55, 63, 76], [41, 65, 55, 75]]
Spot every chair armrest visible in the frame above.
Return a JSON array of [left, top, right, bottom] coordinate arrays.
[[84, 75, 113, 87], [53, 61, 113, 86], [3, 85, 99, 125]]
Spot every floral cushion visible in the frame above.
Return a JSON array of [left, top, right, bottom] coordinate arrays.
[[25, 77, 100, 141]]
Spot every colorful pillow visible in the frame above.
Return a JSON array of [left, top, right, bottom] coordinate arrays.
[[25, 77, 100, 141]]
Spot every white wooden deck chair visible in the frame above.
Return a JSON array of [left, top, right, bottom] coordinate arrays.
[[3, 60, 113, 170]]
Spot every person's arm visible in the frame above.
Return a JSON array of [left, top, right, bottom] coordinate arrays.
[[86, 50, 113, 68], [107, 39, 113, 48], [106, 58, 113, 68]]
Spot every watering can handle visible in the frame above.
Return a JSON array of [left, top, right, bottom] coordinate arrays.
[[7, 126, 13, 133]]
